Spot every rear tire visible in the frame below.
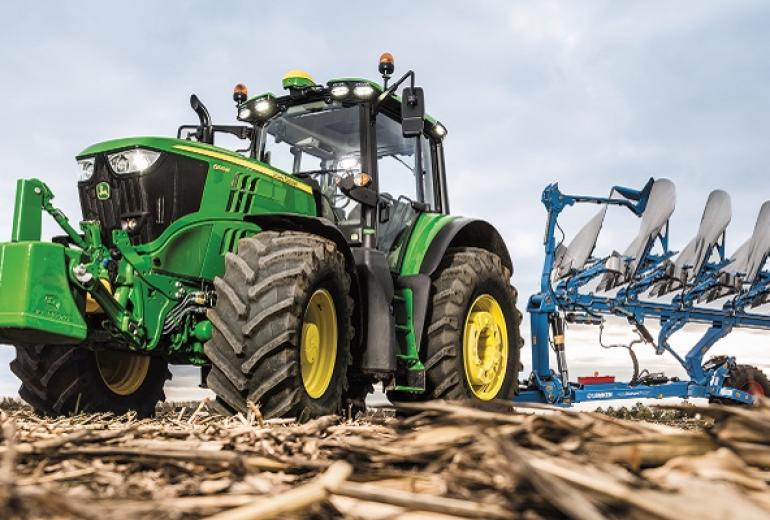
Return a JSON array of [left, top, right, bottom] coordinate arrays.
[[423, 247, 523, 401], [204, 231, 354, 419], [11, 344, 169, 418]]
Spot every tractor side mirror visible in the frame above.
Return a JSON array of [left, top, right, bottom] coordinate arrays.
[[338, 175, 378, 207], [401, 87, 425, 137]]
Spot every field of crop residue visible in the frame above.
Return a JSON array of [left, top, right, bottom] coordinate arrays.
[[0, 398, 769, 520]]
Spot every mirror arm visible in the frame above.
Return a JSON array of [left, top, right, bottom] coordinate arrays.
[[373, 70, 415, 112]]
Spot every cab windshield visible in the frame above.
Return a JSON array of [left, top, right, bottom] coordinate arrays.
[[258, 101, 434, 232]]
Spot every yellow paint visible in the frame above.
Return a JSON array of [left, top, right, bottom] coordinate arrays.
[[173, 145, 312, 194], [283, 69, 315, 82], [96, 351, 150, 396], [300, 289, 338, 398], [462, 294, 508, 400], [85, 279, 112, 314]]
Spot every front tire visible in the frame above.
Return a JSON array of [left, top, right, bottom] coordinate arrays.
[[204, 231, 353, 419], [423, 247, 523, 401], [11, 344, 169, 418]]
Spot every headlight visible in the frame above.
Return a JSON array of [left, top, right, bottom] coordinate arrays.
[[330, 83, 350, 99], [107, 148, 160, 174], [254, 98, 274, 116], [433, 122, 447, 139], [353, 83, 375, 99], [237, 95, 278, 123], [77, 157, 95, 182]]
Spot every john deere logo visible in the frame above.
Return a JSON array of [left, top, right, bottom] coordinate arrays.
[[96, 182, 111, 200]]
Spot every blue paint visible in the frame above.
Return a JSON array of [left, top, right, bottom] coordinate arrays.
[[518, 179, 767, 406]]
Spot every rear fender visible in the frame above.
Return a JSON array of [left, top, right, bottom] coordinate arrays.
[[418, 218, 513, 276], [399, 216, 513, 354]]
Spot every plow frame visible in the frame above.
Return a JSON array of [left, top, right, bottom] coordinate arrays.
[[518, 181, 765, 406]]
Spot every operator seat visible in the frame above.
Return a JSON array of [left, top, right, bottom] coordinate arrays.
[[703, 200, 770, 302], [377, 196, 414, 254], [597, 178, 676, 292], [650, 190, 731, 297]]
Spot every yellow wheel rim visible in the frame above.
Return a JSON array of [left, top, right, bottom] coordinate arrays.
[[300, 289, 338, 399], [95, 351, 150, 396], [462, 294, 508, 400]]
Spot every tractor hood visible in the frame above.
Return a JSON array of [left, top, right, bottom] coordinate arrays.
[[77, 136, 309, 194], [74, 137, 314, 245], [79, 136, 247, 162]]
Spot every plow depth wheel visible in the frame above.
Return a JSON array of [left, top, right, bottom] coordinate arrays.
[[711, 364, 770, 405], [729, 364, 770, 402]]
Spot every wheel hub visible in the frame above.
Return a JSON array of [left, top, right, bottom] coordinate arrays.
[[96, 350, 150, 396], [300, 289, 338, 399], [466, 311, 503, 385], [463, 294, 508, 400], [302, 323, 320, 364]]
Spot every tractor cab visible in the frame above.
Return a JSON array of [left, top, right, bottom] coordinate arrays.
[[182, 54, 449, 272]]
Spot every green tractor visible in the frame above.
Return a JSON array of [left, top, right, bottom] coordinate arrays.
[[0, 55, 523, 418]]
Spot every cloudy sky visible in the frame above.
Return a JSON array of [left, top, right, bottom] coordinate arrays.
[[1, 1, 769, 400]]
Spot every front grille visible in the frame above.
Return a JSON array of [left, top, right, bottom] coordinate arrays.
[[78, 151, 208, 244]]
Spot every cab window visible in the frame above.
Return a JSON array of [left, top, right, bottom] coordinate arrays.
[[375, 115, 436, 210], [375, 114, 436, 256]]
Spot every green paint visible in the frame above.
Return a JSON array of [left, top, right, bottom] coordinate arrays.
[[3, 131, 317, 357], [0, 242, 87, 344], [11, 179, 44, 242], [399, 213, 457, 276], [394, 287, 425, 391], [326, 78, 440, 127], [282, 74, 315, 89], [1, 74, 468, 377], [241, 91, 277, 105], [193, 320, 212, 342]]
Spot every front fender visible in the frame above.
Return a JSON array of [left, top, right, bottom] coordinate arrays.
[[244, 213, 356, 272]]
